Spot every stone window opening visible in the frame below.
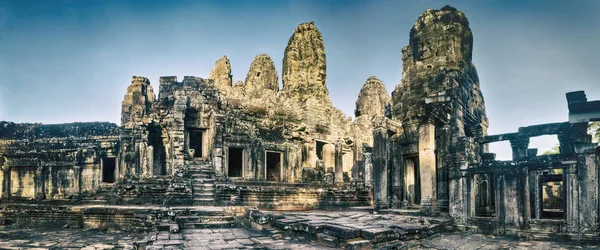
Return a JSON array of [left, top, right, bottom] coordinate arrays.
[[102, 157, 116, 183], [540, 172, 565, 219], [266, 151, 282, 182], [228, 147, 244, 178], [256, 72, 261, 77], [188, 129, 205, 158]]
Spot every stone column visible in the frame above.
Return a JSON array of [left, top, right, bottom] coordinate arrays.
[[1, 167, 9, 200], [509, 136, 529, 161], [1, 156, 10, 200], [364, 153, 373, 187], [419, 122, 437, 214], [334, 141, 344, 185], [373, 123, 389, 210], [73, 166, 82, 195], [391, 137, 403, 208], [34, 166, 44, 200], [47, 166, 55, 200]]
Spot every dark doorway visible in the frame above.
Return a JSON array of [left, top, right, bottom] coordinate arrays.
[[189, 129, 204, 158], [228, 147, 243, 177], [266, 152, 281, 182], [149, 123, 167, 175], [316, 141, 326, 160], [102, 158, 116, 183]]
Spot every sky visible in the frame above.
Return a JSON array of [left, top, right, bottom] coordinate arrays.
[[1, 0, 599, 160]]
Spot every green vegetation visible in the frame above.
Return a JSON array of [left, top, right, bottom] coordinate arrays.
[[588, 121, 600, 143], [542, 144, 560, 155]]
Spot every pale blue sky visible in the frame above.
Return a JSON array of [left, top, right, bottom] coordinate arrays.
[[1, 0, 599, 159]]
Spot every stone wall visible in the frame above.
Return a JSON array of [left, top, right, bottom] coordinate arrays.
[[0, 122, 120, 201]]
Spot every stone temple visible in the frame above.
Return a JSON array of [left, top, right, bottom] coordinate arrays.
[[1, 5, 599, 249]]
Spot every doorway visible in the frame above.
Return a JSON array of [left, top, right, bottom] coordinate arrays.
[[405, 156, 421, 205], [228, 147, 243, 177], [102, 157, 116, 183], [266, 151, 282, 182], [189, 129, 204, 158]]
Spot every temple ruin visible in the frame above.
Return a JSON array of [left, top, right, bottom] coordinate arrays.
[[0, 5, 598, 249]]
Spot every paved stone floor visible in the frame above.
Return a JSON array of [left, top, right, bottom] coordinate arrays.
[[2, 226, 598, 249], [0, 227, 144, 249]]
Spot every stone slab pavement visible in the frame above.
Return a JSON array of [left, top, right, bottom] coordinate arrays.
[[0, 226, 144, 250], [1, 225, 598, 250]]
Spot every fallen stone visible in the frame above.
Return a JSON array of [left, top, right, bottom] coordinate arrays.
[[322, 224, 361, 239], [316, 233, 339, 248], [360, 227, 404, 243], [345, 240, 372, 250]]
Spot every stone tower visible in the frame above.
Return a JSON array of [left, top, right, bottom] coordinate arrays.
[[245, 54, 279, 94], [121, 76, 156, 128], [281, 21, 328, 101], [355, 76, 391, 118], [209, 56, 233, 90], [390, 6, 488, 213]]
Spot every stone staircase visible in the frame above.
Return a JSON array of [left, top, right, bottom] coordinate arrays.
[[185, 160, 217, 206]]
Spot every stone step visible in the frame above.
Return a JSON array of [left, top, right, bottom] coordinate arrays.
[[191, 174, 212, 179], [193, 197, 216, 203], [186, 164, 213, 168], [187, 167, 214, 172], [192, 198, 216, 206], [176, 215, 235, 223], [192, 183, 215, 188], [187, 171, 214, 176], [185, 160, 212, 164], [193, 179, 215, 184], [194, 193, 215, 199], [182, 221, 236, 229]]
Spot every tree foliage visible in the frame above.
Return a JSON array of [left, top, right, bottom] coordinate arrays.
[[542, 144, 560, 155], [589, 121, 600, 143]]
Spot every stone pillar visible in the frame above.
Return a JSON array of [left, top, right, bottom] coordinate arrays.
[[509, 136, 529, 161], [1, 167, 9, 200], [364, 153, 373, 187], [373, 125, 389, 210], [419, 122, 437, 214], [35, 166, 44, 200], [391, 137, 403, 208], [73, 166, 82, 195], [1, 156, 9, 200], [47, 166, 55, 200], [335, 141, 344, 185]]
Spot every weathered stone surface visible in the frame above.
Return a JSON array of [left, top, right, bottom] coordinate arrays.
[[321, 224, 361, 239], [282, 21, 328, 101], [392, 5, 487, 128], [245, 54, 279, 94], [345, 240, 372, 250], [1, 6, 599, 245], [355, 76, 390, 118], [121, 76, 155, 128], [208, 56, 232, 89]]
